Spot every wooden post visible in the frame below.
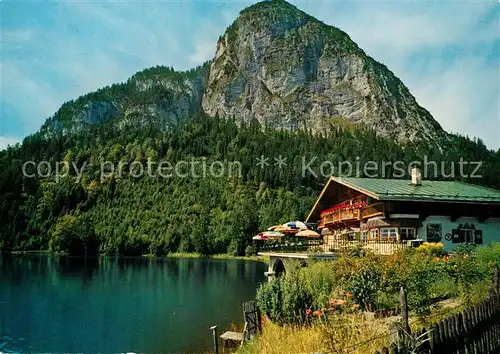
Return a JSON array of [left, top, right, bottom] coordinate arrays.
[[493, 264, 499, 295], [210, 325, 219, 354], [399, 286, 411, 335]]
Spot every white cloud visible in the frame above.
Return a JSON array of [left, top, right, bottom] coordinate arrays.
[[411, 57, 499, 148], [2, 29, 33, 42], [1, 60, 61, 131], [0, 136, 21, 150], [188, 40, 216, 65], [187, 21, 225, 65]]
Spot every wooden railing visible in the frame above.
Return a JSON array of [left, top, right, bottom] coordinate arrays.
[[320, 202, 385, 227], [321, 209, 361, 225], [361, 202, 385, 219], [255, 238, 324, 253], [325, 238, 410, 255]]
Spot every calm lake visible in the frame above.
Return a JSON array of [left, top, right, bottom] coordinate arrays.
[[0, 255, 267, 353]]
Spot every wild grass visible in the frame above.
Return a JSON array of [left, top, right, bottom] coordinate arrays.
[[238, 314, 391, 354], [238, 298, 469, 354]]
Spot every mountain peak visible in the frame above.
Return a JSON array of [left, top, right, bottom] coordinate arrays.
[[202, 0, 445, 143], [240, 0, 307, 18]]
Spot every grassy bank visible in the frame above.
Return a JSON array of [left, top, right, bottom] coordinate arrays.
[[8, 250, 53, 255], [166, 252, 268, 263]]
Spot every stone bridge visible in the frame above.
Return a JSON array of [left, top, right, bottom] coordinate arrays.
[[259, 252, 337, 280]]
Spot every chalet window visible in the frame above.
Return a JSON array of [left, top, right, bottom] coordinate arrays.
[[426, 224, 442, 242], [370, 229, 379, 240], [380, 228, 398, 241], [475, 230, 483, 244], [451, 224, 483, 245], [400, 228, 416, 240]]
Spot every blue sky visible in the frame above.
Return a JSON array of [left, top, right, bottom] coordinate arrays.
[[1, 0, 499, 150]]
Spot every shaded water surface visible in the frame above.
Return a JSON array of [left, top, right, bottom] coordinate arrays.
[[0, 255, 267, 353]]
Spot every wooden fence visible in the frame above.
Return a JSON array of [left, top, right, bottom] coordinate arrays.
[[325, 238, 411, 255], [255, 238, 323, 253], [376, 266, 500, 354]]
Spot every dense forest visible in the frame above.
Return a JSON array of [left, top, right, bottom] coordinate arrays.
[[1, 113, 499, 256]]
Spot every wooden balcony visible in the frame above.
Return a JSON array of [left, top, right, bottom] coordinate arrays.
[[361, 202, 384, 219], [322, 209, 361, 225], [318, 218, 325, 229], [320, 202, 385, 226]]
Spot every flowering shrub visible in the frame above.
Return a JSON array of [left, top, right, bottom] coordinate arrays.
[[304, 296, 360, 322], [416, 242, 445, 257]]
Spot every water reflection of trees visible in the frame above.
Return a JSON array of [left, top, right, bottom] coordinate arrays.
[[0, 255, 55, 284], [57, 256, 99, 281]]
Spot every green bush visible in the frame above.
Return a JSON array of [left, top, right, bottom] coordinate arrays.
[[344, 244, 365, 258], [476, 242, 500, 276], [281, 272, 313, 324], [384, 249, 448, 316], [245, 244, 257, 256], [429, 276, 458, 300], [256, 277, 283, 322], [302, 261, 335, 308], [405, 259, 436, 316], [454, 243, 476, 256], [445, 253, 483, 305], [347, 266, 381, 311], [256, 271, 313, 324]]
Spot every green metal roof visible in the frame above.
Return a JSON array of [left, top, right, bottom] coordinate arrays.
[[333, 177, 500, 203]]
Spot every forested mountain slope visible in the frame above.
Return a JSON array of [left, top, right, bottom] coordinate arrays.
[[1, 115, 498, 255], [1, 0, 499, 255]]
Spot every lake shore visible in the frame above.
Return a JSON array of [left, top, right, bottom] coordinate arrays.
[[5, 250, 269, 263], [166, 252, 269, 263]]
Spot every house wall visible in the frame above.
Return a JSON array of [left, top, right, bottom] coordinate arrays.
[[418, 216, 500, 250]]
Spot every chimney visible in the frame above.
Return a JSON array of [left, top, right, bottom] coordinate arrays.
[[411, 167, 422, 186]]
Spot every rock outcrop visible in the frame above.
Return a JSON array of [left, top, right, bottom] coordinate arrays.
[[202, 0, 445, 143]]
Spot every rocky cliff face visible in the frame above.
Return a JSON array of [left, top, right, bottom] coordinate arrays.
[[202, 0, 446, 143], [42, 0, 447, 145]]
